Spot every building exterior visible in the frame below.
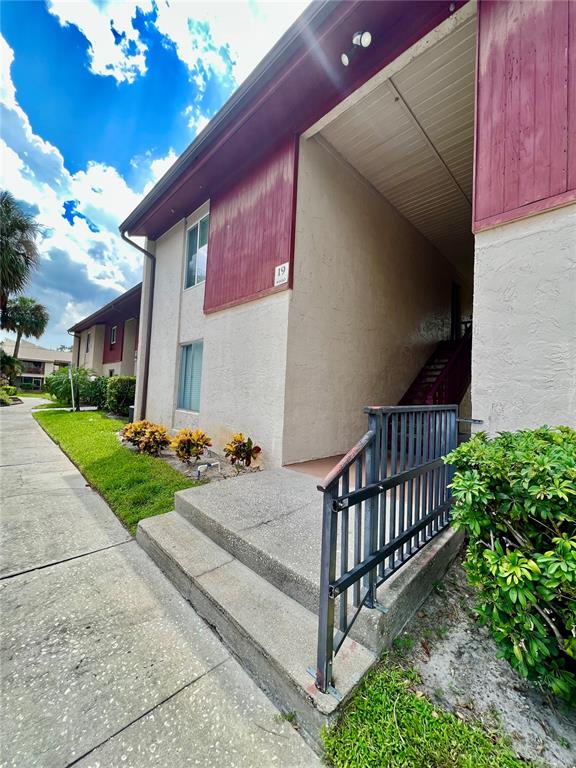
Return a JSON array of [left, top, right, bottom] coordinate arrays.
[[69, 284, 141, 377], [121, 0, 576, 468], [1, 338, 72, 390]]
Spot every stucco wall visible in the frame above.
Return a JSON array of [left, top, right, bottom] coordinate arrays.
[[143, 206, 290, 466], [472, 203, 576, 433], [283, 137, 467, 464], [77, 325, 105, 375]]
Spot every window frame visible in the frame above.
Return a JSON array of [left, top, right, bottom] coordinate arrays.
[[177, 339, 204, 413], [110, 325, 117, 345], [85, 333, 91, 353], [184, 212, 210, 291]]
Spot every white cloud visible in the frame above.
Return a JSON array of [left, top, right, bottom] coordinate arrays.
[[183, 105, 209, 136], [46, 1, 309, 90], [0, 35, 172, 344], [47, 0, 152, 84]]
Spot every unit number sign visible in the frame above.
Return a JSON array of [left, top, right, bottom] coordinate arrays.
[[274, 262, 289, 287]]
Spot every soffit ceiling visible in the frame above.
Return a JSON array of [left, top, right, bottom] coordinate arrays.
[[319, 14, 476, 277]]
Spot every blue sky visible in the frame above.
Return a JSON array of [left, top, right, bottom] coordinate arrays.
[[0, 0, 307, 347]]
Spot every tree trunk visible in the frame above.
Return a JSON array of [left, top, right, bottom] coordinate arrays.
[[13, 330, 22, 359]]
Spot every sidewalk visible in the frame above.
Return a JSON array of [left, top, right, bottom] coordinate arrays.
[[0, 399, 319, 768]]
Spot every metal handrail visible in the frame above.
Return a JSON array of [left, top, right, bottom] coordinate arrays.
[[314, 404, 458, 693]]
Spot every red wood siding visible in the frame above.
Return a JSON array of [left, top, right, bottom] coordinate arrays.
[[474, 0, 575, 231], [203, 138, 298, 313], [102, 322, 124, 364]]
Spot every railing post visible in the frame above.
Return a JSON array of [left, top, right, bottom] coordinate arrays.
[[363, 415, 378, 608], [316, 485, 338, 693]]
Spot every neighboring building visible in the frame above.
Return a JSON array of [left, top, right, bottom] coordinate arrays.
[[121, 0, 576, 467], [0, 338, 72, 390], [69, 284, 141, 377]]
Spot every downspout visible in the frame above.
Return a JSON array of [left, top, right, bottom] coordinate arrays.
[[120, 231, 156, 420]]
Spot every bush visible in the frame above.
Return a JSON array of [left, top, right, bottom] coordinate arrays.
[[106, 376, 136, 416], [223, 432, 261, 470], [121, 420, 171, 456], [171, 428, 212, 465], [1, 385, 17, 396], [0, 390, 12, 406], [446, 427, 576, 703], [44, 367, 96, 406], [87, 375, 108, 410]]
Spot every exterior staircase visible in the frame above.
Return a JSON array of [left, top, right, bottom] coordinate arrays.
[[400, 327, 472, 406], [137, 468, 462, 751]]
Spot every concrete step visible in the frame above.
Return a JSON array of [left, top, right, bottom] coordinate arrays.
[[173, 469, 463, 654], [137, 511, 375, 750]]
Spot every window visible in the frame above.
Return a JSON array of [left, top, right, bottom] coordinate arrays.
[[185, 214, 209, 289], [178, 341, 203, 412], [110, 325, 117, 345], [108, 369, 115, 377]]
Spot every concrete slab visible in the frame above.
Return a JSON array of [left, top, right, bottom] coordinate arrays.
[[0, 543, 229, 768], [74, 658, 321, 768], [0, 487, 132, 577], [0, 442, 67, 467], [0, 460, 87, 498], [175, 469, 319, 534]]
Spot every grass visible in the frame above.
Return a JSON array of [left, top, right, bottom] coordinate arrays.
[[33, 401, 70, 409], [34, 410, 198, 534], [17, 390, 48, 398], [323, 660, 533, 768]]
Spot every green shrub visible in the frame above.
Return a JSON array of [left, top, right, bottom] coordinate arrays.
[[44, 367, 96, 406], [1, 385, 17, 396], [0, 390, 12, 406], [19, 382, 34, 391], [446, 427, 576, 703], [106, 376, 136, 416], [171, 428, 212, 465], [86, 375, 108, 410]]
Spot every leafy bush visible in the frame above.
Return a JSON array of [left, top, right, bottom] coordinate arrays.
[[446, 427, 576, 703], [171, 428, 212, 465], [1, 385, 17, 396], [87, 375, 108, 410], [0, 390, 12, 406], [121, 420, 171, 456], [44, 366, 95, 406], [106, 376, 136, 416], [223, 432, 261, 470]]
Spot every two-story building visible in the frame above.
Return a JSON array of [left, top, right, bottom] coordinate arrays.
[[121, 0, 575, 468], [1, 338, 72, 390], [69, 283, 141, 378]]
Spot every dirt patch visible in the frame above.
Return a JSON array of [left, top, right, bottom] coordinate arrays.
[[159, 447, 262, 484], [395, 555, 575, 768]]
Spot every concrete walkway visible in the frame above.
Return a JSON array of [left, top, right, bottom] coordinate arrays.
[[0, 399, 319, 768]]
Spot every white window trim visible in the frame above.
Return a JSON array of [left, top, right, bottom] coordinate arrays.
[[183, 200, 210, 293], [110, 325, 117, 345]]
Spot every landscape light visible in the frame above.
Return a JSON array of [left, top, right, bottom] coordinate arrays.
[[341, 30, 372, 67]]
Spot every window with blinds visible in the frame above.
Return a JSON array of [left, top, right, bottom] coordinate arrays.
[[178, 341, 203, 412], [185, 214, 209, 289]]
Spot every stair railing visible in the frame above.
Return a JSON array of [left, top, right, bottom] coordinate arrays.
[[426, 328, 472, 405], [315, 405, 458, 694]]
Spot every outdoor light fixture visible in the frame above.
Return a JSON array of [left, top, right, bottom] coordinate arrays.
[[341, 30, 372, 67]]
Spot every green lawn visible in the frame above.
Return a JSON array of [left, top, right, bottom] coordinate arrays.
[[17, 390, 49, 398], [323, 661, 532, 768], [33, 401, 71, 409], [34, 410, 197, 533]]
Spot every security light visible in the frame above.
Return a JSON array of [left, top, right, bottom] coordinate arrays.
[[341, 30, 372, 67]]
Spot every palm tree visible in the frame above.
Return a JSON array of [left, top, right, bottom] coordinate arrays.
[[0, 348, 22, 384], [0, 190, 40, 320], [3, 296, 49, 357]]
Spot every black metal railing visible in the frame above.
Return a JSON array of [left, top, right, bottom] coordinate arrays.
[[314, 405, 458, 693]]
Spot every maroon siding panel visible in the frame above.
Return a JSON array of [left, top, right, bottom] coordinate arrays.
[[102, 322, 124, 364], [203, 138, 297, 313], [474, 0, 573, 230]]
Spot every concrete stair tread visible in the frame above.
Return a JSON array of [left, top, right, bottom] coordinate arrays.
[[138, 511, 375, 721]]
